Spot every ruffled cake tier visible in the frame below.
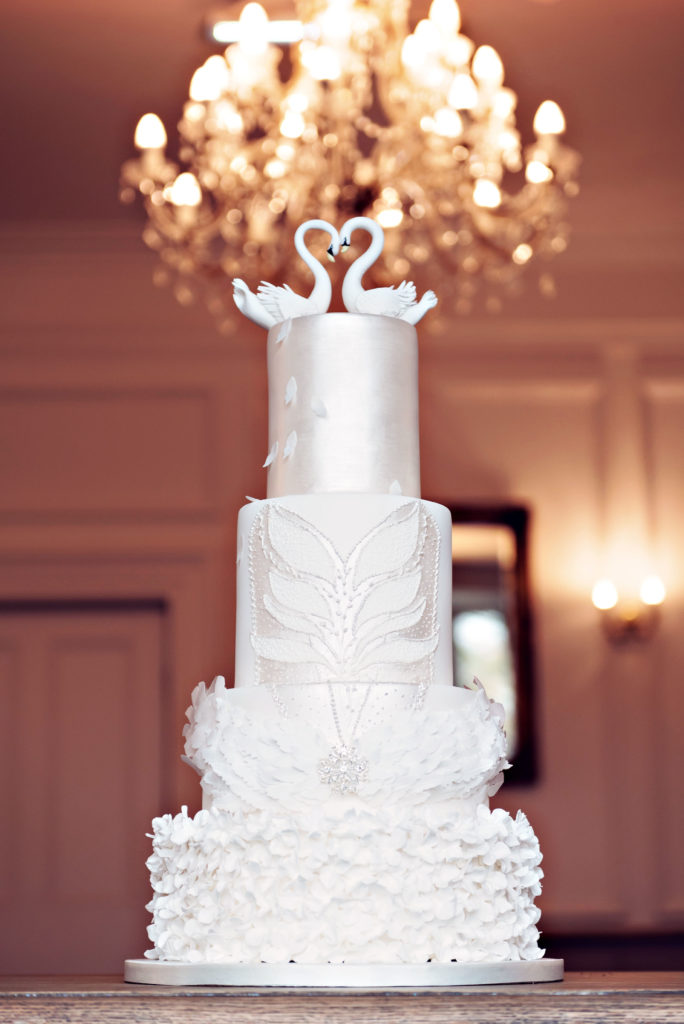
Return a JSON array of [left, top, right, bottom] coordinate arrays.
[[143, 681, 543, 965]]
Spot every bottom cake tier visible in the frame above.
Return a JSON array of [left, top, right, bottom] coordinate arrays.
[[142, 681, 544, 966]]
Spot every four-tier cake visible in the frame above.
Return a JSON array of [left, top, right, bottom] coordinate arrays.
[[125, 221, 562, 986]]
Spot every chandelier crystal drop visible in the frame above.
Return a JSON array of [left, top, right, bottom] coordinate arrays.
[[120, 0, 580, 330]]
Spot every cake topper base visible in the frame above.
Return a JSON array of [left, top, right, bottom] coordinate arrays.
[[124, 958, 564, 987]]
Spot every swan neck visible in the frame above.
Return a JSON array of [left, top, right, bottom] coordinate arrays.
[[295, 221, 335, 304], [342, 220, 384, 304]]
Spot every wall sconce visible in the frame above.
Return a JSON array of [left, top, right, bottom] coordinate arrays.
[[591, 575, 666, 643]]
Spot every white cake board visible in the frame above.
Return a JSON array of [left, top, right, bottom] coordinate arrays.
[[124, 958, 564, 987]]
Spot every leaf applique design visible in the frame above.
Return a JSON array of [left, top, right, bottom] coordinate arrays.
[[262, 593, 327, 637], [269, 570, 329, 618], [389, 479, 402, 495], [250, 501, 440, 687], [356, 595, 427, 648], [359, 571, 421, 621], [311, 397, 327, 418], [351, 501, 422, 584], [252, 635, 327, 665], [266, 504, 338, 582]]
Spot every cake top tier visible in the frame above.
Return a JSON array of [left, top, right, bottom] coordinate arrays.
[[230, 217, 437, 498], [265, 314, 421, 497]]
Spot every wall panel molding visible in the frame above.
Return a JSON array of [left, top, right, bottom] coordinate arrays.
[[0, 385, 218, 518]]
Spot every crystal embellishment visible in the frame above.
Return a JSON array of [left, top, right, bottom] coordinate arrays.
[[318, 744, 368, 795]]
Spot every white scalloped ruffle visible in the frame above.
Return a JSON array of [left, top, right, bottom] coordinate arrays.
[[144, 679, 543, 965], [145, 801, 543, 964], [182, 677, 510, 813]]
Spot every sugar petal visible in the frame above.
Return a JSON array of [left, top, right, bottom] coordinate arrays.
[[285, 377, 297, 406], [263, 441, 278, 468], [283, 430, 297, 459], [274, 319, 292, 344]]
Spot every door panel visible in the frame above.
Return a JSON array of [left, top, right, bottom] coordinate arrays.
[[0, 605, 164, 972]]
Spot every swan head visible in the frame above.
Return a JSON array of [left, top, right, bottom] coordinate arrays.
[[339, 217, 383, 258]]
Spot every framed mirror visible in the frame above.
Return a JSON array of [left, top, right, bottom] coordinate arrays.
[[448, 505, 537, 784]]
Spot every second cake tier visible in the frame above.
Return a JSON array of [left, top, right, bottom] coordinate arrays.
[[235, 494, 454, 701]]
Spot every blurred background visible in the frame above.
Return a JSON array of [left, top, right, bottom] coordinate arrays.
[[1, 0, 683, 974]]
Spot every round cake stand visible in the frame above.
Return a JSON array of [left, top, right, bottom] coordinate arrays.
[[124, 959, 564, 987]]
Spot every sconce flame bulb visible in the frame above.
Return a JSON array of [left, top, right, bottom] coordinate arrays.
[[592, 578, 618, 611], [639, 574, 666, 607]]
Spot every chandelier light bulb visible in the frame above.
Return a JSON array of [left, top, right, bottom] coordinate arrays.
[[280, 109, 306, 139], [472, 46, 504, 88], [318, 1, 353, 41], [592, 579, 619, 611], [428, 0, 461, 33], [238, 3, 269, 56], [639, 575, 666, 607], [134, 113, 167, 150], [534, 100, 566, 135], [492, 88, 517, 119], [446, 34, 474, 67], [472, 178, 502, 209], [301, 42, 342, 80], [205, 56, 231, 93], [376, 208, 404, 228], [190, 66, 220, 103], [286, 92, 309, 113], [401, 34, 422, 72], [433, 107, 464, 138], [169, 172, 202, 207], [448, 73, 478, 110], [526, 160, 554, 184], [413, 18, 441, 57]]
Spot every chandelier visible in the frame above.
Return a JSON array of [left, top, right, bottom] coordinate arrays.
[[120, 0, 580, 331]]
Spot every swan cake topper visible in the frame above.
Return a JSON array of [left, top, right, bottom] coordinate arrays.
[[232, 216, 437, 329]]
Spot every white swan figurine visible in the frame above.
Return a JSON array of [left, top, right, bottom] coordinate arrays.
[[232, 219, 340, 329], [339, 216, 438, 325]]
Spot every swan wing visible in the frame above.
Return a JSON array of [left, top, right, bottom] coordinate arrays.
[[257, 281, 313, 320], [232, 278, 277, 328], [356, 281, 417, 317]]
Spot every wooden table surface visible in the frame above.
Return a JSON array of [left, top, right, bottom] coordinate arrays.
[[1, 972, 683, 1023]]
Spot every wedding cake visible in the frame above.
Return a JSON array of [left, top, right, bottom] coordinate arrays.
[[125, 220, 561, 986]]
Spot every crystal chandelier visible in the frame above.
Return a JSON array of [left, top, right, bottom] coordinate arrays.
[[120, 0, 580, 330]]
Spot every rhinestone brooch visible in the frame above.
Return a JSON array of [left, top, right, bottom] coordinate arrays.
[[318, 744, 368, 795]]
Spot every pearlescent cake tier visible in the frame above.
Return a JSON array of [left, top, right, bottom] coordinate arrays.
[[265, 314, 420, 498]]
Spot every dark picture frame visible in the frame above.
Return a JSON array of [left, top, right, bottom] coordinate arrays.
[[447, 504, 537, 785]]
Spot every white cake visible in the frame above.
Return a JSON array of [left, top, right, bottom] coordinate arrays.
[[140, 312, 545, 969]]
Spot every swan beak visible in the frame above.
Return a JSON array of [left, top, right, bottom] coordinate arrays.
[[326, 245, 336, 262], [340, 237, 350, 253]]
